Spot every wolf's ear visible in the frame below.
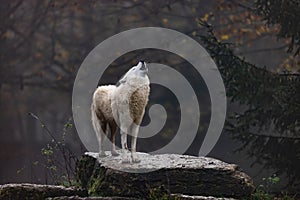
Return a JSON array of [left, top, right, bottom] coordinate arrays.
[[116, 75, 126, 87]]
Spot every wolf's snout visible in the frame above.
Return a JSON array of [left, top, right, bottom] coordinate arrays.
[[140, 61, 147, 70]]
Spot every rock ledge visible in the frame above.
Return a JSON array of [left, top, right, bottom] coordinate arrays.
[[0, 183, 87, 200], [76, 151, 255, 198]]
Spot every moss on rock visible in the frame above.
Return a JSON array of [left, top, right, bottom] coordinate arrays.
[[76, 152, 255, 199]]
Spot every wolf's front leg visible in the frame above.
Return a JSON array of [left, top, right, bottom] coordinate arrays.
[[120, 125, 130, 163], [131, 124, 140, 163]]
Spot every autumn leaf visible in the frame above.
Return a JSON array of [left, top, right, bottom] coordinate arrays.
[[220, 34, 229, 40]]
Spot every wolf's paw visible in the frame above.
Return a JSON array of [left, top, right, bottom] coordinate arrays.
[[131, 153, 141, 163], [131, 157, 141, 163], [111, 150, 119, 157], [121, 151, 131, 163], [99, 151, 107, 157]]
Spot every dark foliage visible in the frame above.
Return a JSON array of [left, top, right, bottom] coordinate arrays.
[[256, 0, 300, 55], [198, 23, 300, 189]]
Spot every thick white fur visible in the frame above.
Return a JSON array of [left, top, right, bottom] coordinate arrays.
[[112, 62, 150, 163], [91, 62, 150, 163], [91, 85, 118, 157]]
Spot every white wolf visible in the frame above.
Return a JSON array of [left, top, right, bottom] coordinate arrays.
[[91, 61, 150, 163]]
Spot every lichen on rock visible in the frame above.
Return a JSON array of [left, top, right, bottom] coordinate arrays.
[[76, 151, 255, 199]]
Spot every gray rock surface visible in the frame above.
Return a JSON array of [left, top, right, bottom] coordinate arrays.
[[46, 196, 137, 200], [171, 194, 237, 199], [46, 194, 235, 200], [76, 151, 255, 198], [0, 183, 87, 200]]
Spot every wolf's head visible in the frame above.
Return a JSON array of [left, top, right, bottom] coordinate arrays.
[[116, 61, 148, 86]]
